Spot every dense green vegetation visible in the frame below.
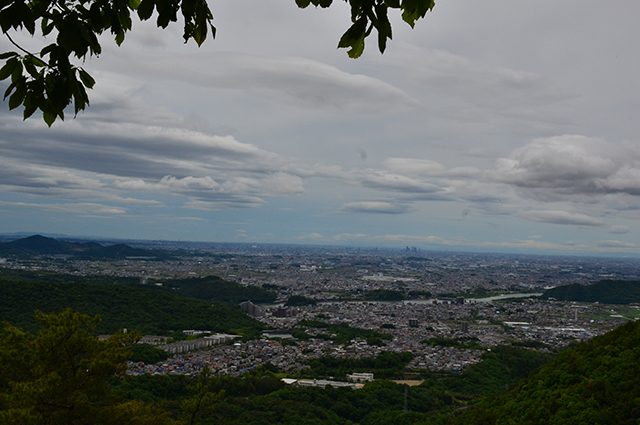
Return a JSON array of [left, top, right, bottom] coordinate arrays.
[[0, 310, 178, 424], [130, 343, 171, 364], [431, 345, 554, 398], [147, 275, 277, 304], [0, 267, 142, 286], [0, 279, 263, 335], [541, 279, 640, 304], [296, 320, 392, 346], [0, 267, 276, 304], [304, 352, 414, 380], [363, 289, 406, 301], [453, 319, 640, 424], [408, 290, 431, 299]]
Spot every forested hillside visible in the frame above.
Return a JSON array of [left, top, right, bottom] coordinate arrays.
[[453, 319, 640, 424], [147, 275, 277, 304], [0, 268, 277, 304], [541, 279, 640, 304], [0, 280, 263, 335]]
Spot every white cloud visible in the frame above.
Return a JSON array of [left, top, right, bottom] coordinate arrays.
[[384, 158, 447, 175], [0, 201, 126, 215], [379, 47, 574, 118], [597, 240, 636, 249], [106, 51, 420, 114], [519, 210, 604, 227], [341, 201, 409, 214], [357, 171, 443, 193], [0, 93, 311, 211], [489, 135, 640, 201], [609, 225, 630, 234]]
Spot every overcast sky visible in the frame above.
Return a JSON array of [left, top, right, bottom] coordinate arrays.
[[1, 0, 640, 256]]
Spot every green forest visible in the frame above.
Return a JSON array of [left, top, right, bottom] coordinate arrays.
[[0, 279, 263, 335], [143, 275, 277, 304], [0, 269, 277, 304], [452, 319, 640, 424], [541, 279, 640, 304]]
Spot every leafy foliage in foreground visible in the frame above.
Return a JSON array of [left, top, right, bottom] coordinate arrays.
[[0, 309, 177, 424], [1, 0, 435, 123], [0, 279, 263, 335]]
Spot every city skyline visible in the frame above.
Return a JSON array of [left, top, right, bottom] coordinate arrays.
[[1, 1, 640, 256]]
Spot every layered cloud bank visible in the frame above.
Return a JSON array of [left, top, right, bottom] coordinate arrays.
[[1, 0, 639, 254]]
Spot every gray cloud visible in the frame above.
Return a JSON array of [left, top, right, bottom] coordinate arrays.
[[106, 51, 420, 114], [340, 201, 410, 214], [384, 157, 447, 175], [597, 240, 637, 249], [357, 172, 443, 193], [609, 225, 630, 235], [0, 94, 307, 211], [0, 201, 126, 215], [489, 135, 640, 201], [519, 210, 604, 227], [378, 47, 575, 119]]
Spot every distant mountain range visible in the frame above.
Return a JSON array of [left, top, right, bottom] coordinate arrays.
[[0, 235, 171, 260], [541, 279, 640, 304]]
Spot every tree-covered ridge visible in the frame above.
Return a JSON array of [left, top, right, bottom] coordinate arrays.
[[454, 319, 640, 425], [0, 234, 174, 260], [541, 279, 640, 304], [0, 279, 263, 335], [0, 267, 276, 304], [0, 267, 142, 285], [150, 275, 277, 304], [430, 345, 554, 398]]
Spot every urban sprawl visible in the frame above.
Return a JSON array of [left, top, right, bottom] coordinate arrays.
[[4, 241, 640, 385]]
